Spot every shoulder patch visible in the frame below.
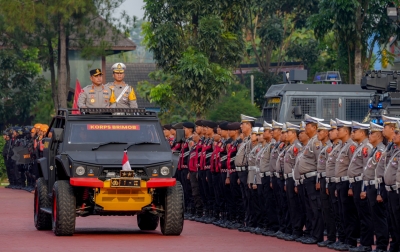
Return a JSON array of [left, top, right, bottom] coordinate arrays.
[[327, 146, 332, 154], [293, 146, 298, 156], [279, 142, 285, 149], [349, 145, 356, 154], [375, 151, 382, 162], [362, 147, 368, 158]]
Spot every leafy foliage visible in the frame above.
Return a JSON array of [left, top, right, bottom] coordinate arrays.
[[207, 84, 261, 122], [143, 0, 246, 118], [0, 49, 46, 126]]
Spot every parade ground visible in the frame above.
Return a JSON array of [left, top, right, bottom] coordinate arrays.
[[0, 187, 330, 252]]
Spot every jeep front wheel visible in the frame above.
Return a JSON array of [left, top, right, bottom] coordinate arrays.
[[34, 178, 52, 230], [52, 180, 76, 236], [160, 181, 184, 236], [137, 212, 159, 230]]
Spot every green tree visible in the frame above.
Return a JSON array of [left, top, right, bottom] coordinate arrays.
[[143, 0, 246, 119], [309, 0, 398, 84], [243, 71, 281, 109], [0, 49, 46, 126], [207, 85, 261, 122], [0, 0, 134, 111]]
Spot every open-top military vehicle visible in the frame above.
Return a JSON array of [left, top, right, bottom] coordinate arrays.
[[34, 108, 183, 236]]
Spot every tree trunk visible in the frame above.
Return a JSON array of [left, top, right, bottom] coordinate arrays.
[[47, 37, 58, 112], [347, 45, 353, 84], [57, 21, 68, 109], [354, 1, 362, 85], [354, 45, 362, 85]]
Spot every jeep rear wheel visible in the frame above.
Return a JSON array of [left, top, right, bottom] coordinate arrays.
[[137, 213, 159, 230], [34, 178, 52, 230], [52, 180, 76, 236], [160, 181, 184, 236]]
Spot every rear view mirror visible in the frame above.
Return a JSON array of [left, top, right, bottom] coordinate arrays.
[[293, 106, 303, 118], [52, 128, 64, 143], [175, 129, 185, 143]]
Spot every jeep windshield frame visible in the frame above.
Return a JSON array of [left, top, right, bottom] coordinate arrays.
[[60, 116, 170, 152]]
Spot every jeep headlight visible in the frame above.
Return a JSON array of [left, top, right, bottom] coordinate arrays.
[[160, 166, 170, 176], [76, 166, 85, 176]]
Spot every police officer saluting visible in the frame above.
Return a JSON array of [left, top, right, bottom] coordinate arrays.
[[78, 69, 112, 108], [106, 63, 138, 108]]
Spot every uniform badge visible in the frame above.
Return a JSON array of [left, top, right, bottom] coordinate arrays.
[[90, 89, 94, 93], [362, 147, 368, 158], [103, 90, 108, 93], [315, 142, 320, 150], [90, 98, 95, 103], [279, 143, 284, 149], [293, 146, 298, 156], [375, 151, 382, 162], [349, 145, 356, 154], [327, 146, 332, 154], [340, 158, 344, 162]]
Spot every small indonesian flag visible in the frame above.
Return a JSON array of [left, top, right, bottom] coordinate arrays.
[[122, 150, 132, 171]]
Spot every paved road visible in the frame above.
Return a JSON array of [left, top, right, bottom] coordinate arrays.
[[0, 187, 329, 252]]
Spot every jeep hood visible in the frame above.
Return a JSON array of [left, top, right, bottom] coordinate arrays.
[[64, 150, 173, 166]]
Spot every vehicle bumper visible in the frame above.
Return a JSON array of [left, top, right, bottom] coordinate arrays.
[[69, 178, 176, 211]]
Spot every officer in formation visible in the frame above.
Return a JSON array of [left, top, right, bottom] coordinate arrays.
[[78, 63, 138, 109], [162, 114, 400, 252], [2, 123, 50, 193]]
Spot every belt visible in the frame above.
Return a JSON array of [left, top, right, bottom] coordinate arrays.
[[274, 172, 280, 177], [335, 176, 349, 183], [364, 180, 375, 186], [325, 177, 336, 183], [235, 166, 248, 172], [349, 175, 363, 183], [284, 173, 293, 179], [248, 166, 257, 171], [300, 171, 317, 179], [204, 165, 210, 170], [259, 171, 271, 178], [318, 172, 326, 178], [385, 184, 398, 192], [376, 177, 383, 184]]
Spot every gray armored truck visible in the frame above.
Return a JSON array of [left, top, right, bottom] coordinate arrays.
[[34, 108, 183, 236], [262, 70, 374, 123]]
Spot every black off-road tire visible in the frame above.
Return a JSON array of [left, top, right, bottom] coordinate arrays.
[[52, 180, 76, 236], [34, 178, 52, 230], [160, 181, 184, 236], [137, 212, 159, 230]]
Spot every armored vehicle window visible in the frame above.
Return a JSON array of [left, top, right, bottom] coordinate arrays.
[[291, 98, 316, 117], [264, 97, 281, 122], [345, 98, 369, 122], [322, 99, 339, 120], [68, 123, 161, 144]]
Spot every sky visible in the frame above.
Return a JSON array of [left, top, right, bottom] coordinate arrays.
[[115, 0, 145, 20]]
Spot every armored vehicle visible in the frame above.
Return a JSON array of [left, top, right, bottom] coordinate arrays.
[[262, 70, 374, 123], [34, 108, 183, 236]]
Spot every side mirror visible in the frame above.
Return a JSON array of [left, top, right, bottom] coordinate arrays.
[[175, 129, 185, 143], [293, 106, 303, 118], [52, 128, 64, 143]]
